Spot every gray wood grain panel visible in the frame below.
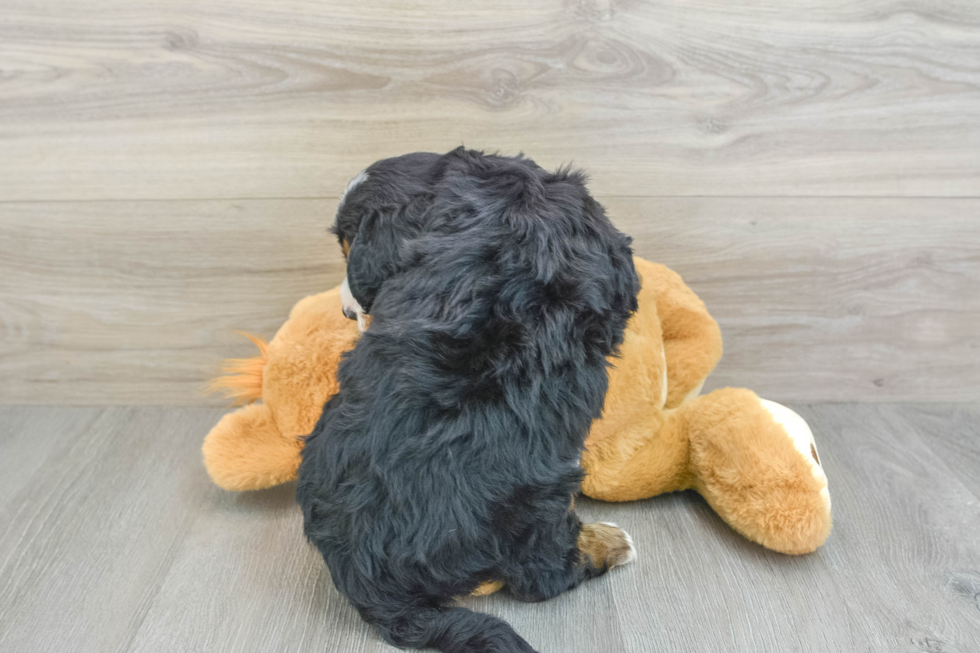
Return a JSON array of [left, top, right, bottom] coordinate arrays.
[[1, 1, 979, 200], [0, 200, 341, 404], [904, 403, 980, 501], [800, 404, 980, 652], [0, 407, 102, 509], [125, 482, 379, 653], [618, 197, 980, 403], [2, 198, 977, 404], [0, 407, 225, 653], [1, 404, 978, 652]]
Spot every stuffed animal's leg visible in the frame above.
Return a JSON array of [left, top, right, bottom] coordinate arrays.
[[582, 388, 831, 554], [681, 388, 831, 554], [633, 260, 723, 409], [202, 403, 302, 491], [581, 407, 690, 502]]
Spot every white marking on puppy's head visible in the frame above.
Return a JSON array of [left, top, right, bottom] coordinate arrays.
[[338, 170, 369, 209], [340, 276, 370, 332], [337, 170, 370, 331]]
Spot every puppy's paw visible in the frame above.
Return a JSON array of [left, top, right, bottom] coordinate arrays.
[[599, 522, 636, 566], [579, 522, 636, 570]]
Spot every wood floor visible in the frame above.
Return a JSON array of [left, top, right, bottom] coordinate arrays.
[[0, 403, 978, 653]]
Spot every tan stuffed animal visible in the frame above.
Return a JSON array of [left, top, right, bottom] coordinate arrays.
[[204, 257, 831, 556]]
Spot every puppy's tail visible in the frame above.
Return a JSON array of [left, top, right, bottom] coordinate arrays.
[[363, 601, 536, 653]]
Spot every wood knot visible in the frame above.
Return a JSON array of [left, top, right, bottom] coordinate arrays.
[[164, 29, 199, 51]]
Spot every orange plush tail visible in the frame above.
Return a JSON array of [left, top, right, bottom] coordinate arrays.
[[208, 332, 268, 404]]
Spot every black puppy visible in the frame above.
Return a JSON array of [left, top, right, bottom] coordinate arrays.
[[297, 148, 640, 653]]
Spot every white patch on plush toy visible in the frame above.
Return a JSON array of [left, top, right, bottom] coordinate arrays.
[[599, 522, 637, 565], [682, 378, 706, 406], [659, 362, 668, 409], [759, 399, 831, 509]]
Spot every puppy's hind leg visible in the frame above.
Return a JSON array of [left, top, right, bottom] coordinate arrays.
[[578, 521, 637, 572], [504, 517, 635, 603]]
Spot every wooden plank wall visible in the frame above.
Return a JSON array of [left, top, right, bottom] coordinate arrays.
[[1, 0, 978, 403]]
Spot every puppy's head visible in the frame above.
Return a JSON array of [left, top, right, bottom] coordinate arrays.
[[332, 152, 443, 330]]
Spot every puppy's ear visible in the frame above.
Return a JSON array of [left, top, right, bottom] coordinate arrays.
[[345, 210, 402, 314], [579, 196, 641, 355]]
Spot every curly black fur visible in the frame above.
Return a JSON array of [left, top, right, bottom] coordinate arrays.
[[297, 148, 639, 653]]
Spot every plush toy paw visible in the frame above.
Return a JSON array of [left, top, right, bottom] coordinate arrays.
[[758, 399, 831, 513], [685, 388, 832, 555], [749, 398, 832, 554], [202, 403, 302, 491]]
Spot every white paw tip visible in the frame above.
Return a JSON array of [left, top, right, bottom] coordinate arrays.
[[599, 522, 636, 566]]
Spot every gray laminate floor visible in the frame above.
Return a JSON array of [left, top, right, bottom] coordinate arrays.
[[1, 404, 978, 653]]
